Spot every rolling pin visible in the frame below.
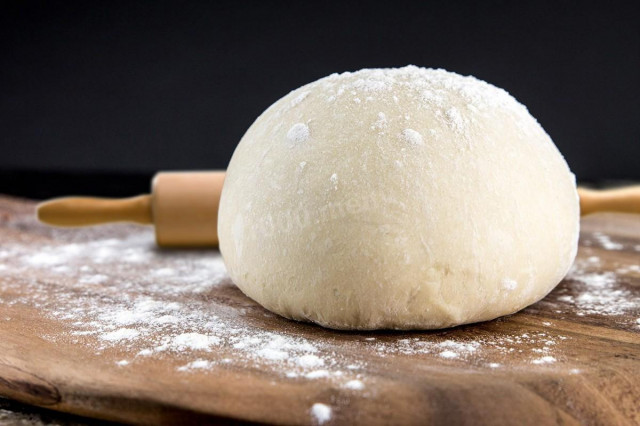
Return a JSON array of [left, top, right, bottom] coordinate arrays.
[[37, 171, 225, 247], [36, 172, 640, 247]]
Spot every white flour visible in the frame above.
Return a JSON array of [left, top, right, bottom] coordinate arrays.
[[310, 403, 332, 424], [287, 123, 310, 143], [305, 66, 533, 143], [400, 128, 424, 146], [592, 232, 624, 250], [0, 226, 638, 405], [543, 251, 640, 320], [531, 356, 556, 365]]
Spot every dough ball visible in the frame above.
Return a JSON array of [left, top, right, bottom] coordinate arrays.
[[218, 66, 579, 330]]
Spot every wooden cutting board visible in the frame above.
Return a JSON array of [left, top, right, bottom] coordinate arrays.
[[0, 195, 638, 425]]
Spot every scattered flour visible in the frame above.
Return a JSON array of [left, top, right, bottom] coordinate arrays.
[[420, 89, 445, 106], [545, 255, 640, 321], [444, 107, 465, 133], [400, 128, 423, 146], [79, 274, 109, 284], [297, 354, 325, 368], [501, 278, 518, 291], [287, 123, 310, 143], [311, 66, 528, 142], [344, 379, 365, 390], [100, 328, 140, 341], [178, 359, 213, 372], [592, 232, 624, 250], [617, 265, 640, 274], [311, 403, 332, 424], [306, 370, 330, 379], [531, 356, 556, 365], [0, 223, 637, 408], [348, 76, 391, 92], [256, 348, 289, 361], [24, 252, 65, 267], [371, 112, 387, 132], [290, 91, 310, 107], [163, 333, 221, 352], [329, 173, 338, 189], [154, 268, 176, 277]]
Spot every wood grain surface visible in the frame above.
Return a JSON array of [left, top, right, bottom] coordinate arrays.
[[0, 195, 638, 425]]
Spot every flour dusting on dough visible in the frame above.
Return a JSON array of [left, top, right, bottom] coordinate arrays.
[[400, 128, 423, 146], [287, 123, 310, 143]]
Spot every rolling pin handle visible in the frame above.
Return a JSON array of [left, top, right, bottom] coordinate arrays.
[[35, 171, 225, 247], [578, 186, 640, 216], [37, 195, 153, 227]]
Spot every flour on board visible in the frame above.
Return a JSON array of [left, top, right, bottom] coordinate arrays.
[[310, 403, 332, 424], [0, 225, 638, 411]]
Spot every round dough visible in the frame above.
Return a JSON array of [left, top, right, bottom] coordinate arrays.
[[218, 66, 579, 330]]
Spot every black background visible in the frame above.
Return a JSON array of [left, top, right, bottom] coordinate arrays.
[[1, 0, 638, 198]]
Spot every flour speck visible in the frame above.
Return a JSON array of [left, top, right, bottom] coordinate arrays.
[[401, 128, 423, 146], [371, 112, 387, 132], [178, 359, 213, 371], [306, 370, 330, 379], [287, 123, 310, 143], [501, 278, 518, 291], [297, 354, 324, 368], [291, 91, 310, 107], [445, 107, 465, 133], [344, 379, 365, 390], [256, 348, 289, 361], [311, 403, 332, 424], [164, 333, 221, 352], [593, 232, 623, 250], [79, 274, 109, 284], [329, 173, 338, 189], [100, 328, 140, 342], [531, 356, 556, 365]]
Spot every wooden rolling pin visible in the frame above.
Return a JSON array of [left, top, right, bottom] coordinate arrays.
[[38, 171, 225, 247], [37, 174, 640, 247], [577, 186, 640, 216]]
